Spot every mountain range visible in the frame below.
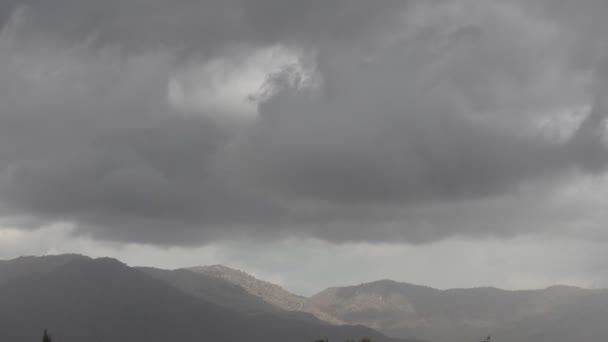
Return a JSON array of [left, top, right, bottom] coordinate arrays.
[[183, 264, 608, 342], [2, 254, 608, 342], [0, 255, 410, 342]]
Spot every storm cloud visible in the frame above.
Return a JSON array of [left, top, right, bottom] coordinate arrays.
[[0, 0, 606, 245]]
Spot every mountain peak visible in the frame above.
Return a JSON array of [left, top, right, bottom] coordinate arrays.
[[187, 264, 297, 298], [0, 254, 91, 284], [1, 255, 398, 342], [191, 264, 252, 278], [3, 253, 90, 263], [345, 279, 439, 294], [544, 284, 586, 292], [204, 264, 241, 271], [186, 264, 343, 324]]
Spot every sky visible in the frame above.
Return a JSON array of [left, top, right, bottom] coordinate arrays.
[[0, 0, 608, 296]]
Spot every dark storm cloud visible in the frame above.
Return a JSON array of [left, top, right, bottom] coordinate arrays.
[[0, 46, 289, 244], [1, 0, 408, 56], [0, 0, 606, 245], [241, 0, 608, 204]]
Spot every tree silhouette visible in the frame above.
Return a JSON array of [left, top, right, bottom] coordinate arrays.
[[42, 329, 52, 342]]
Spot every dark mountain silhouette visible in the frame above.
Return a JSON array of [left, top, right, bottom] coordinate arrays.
[[0, 254, 87, 285], [137, 266, 280, 314], [6, 254, 608, 342], [0, 255, 410, 342]]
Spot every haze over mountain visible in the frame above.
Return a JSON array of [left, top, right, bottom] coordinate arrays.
[[188, 265, 343, 324], [178, 259, 608, 342], [0, 255, 411, 342], [5, 253, 608, 342], [0, 254, 89, 284], [138, 266, 280, 316], [308, 280, 608, 342]]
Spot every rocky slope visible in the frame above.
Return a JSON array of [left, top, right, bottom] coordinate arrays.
[[188, 264, 343, 324], [138, 266, 280, 315], [309, 280, 608, 342], [7, 255, 608, 342], [0, 255, 409, 342], [186, 266, 608, 342]]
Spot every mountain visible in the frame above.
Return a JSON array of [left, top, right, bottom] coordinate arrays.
[[6, 255, 608, 342], [186, 266, 608, 342], [188, 264, 343, 324], [183, 265, 608, 342], [0, 253, 87, 284], [308, 279, 608, 342], [0, 255, 409, 342], [140, 266, 334, 324], [138, 266, 280, 315]]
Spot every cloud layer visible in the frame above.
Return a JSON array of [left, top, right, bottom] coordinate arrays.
[[0, 0, 606, 245]]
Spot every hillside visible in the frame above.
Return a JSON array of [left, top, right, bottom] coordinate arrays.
[[183, 266, 608, 342], [138, 266, 280, 315], [309, 280, 608, 342], [188, 264, 343, 324], [5, 255, 608, 342], [0, 256, 410, 342]]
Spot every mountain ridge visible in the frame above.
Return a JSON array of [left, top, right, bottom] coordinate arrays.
[[180, 262, 608, 342], [187, 264, 345, 324], [0, 254, 413, 342], [4, 254, 608, 342]]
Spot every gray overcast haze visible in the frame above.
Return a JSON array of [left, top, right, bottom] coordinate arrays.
[[1, 0, 608, 295]]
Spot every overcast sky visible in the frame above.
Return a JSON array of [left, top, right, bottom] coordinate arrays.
[[1, 0, 608, 295]]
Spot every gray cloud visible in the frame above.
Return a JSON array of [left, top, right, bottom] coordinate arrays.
[[2, 0, 409, 57], [0, 0, 606, 245]]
